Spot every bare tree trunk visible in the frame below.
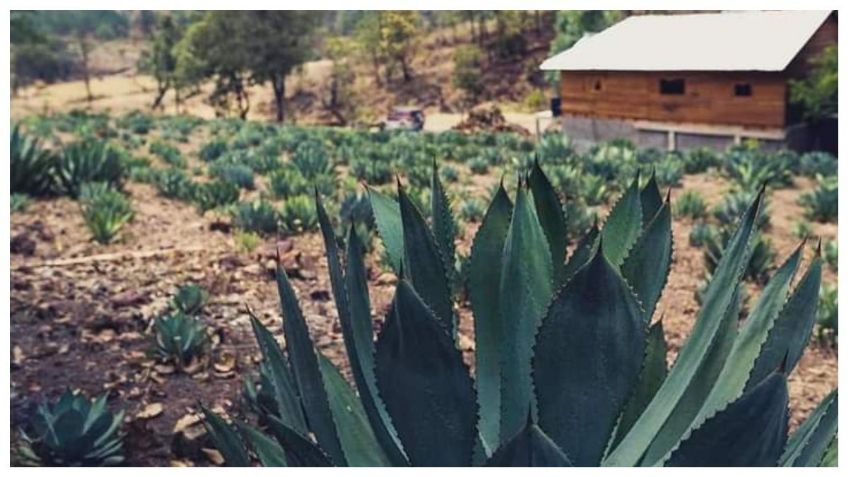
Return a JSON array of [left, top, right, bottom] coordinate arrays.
[[77, 33, 93, 104], [272, 75, 286, 123], [400, 56, 412, 82], [151, 80, 169, 110]]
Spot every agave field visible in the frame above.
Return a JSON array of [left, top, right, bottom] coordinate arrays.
[[10, 110, 838, 466]]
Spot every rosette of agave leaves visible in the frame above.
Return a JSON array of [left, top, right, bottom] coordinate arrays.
[[205, 161, 837, 467]]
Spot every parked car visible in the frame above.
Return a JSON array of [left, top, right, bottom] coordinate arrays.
[[382, 106, 425, 131]]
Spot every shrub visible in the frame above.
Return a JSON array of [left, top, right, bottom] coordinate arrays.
[[233, 200, 280, 235], [210, 162, 255, 190], [152, 312, 208, 369], [675, 190, 707, 219], [11, 124, 56, 196], [204, 166, 833, 467], [171, 283, 209, 316], [524, 89, 547, 111], [235, 231, 262, 254], [79, 183, 134, 244], [56, 140, 126, 198], [799, 175, 837, 223], [193, 181, 240, 214], [18, 390, 124, 466], [279, 195, 318, 233]]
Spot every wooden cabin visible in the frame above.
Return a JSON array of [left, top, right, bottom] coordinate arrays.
[[540, 11, 837, 151]]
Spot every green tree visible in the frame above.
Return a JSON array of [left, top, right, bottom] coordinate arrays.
[[138, 13, 182, 110], [243, 11, 320, 122], [175, 11, 318, 121], [453, 45, 485, 106], [322, 36, 359, 125], [379, 11, 421, 82], [545, 11, 623, 85], [790, 45, 838, 123], [175, 12, 253, 118], [354, 12, 385, 86]]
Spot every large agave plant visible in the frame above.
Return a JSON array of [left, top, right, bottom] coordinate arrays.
[[11, 124, 56, 196], [19, 390, 125, 466], [204, 162, 837, 467], [56, 139, 126, 198]]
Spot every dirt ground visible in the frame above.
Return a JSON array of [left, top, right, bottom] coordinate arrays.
[[9, 166, 837, 465]]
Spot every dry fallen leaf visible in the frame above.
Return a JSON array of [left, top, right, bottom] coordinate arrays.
[[12, 345, 26, 366], [202, 448, 225, 466], [136, 402, 164, 420], [173, 413, 202, 434]]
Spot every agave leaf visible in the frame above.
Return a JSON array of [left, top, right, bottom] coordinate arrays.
[[640, 286, 741, 465], [317, 353, 390, 466], [368, 187, 403, 272], [316, 194, 407, 465], [431, 162, 457, 275], [640, 171, 663, 226], [238, 424, 288, 467], [747, 255, 822, 390], [665, 373, 789, 467], [819, 437, 838, 467], [528, 160, 568, 285], [499, 183, 553, 444], [534, 245, 645, 466], [486, 419, 573, 467], [249, 316, 307, 433], [374, 280, 477, 466], [605, 188, 763, 467], [468, 182, 513, 453], [611, 320, 668, 450], [275, 266, 346, 465], [780, 389, 838, 467], [690, 245, 802, 435], [601, 175, 642, 268], [398, 185, 455, 334], [202, 407, 251, 467], [621, 197, 672, 321], [561, 223, 599, 283], [265, 415, 332, 467]]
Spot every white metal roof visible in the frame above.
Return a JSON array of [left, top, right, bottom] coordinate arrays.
[[540, 10, 832, 72]]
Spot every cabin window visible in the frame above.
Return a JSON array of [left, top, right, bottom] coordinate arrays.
[[659, 78, 685, 95], [593, 80, 603, 91], [734, 83, 753, 97]]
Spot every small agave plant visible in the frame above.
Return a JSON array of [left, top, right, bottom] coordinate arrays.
[[152, 312, 209, 369], [171, 283, 209, 316], [204, 162, 837, 467], [18, 390, 125, 466]]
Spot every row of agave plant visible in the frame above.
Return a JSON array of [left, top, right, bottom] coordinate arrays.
[[199, 161, 837, 467]]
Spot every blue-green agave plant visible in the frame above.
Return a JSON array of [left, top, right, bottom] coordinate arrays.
[[204, 161, 837, 467]]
